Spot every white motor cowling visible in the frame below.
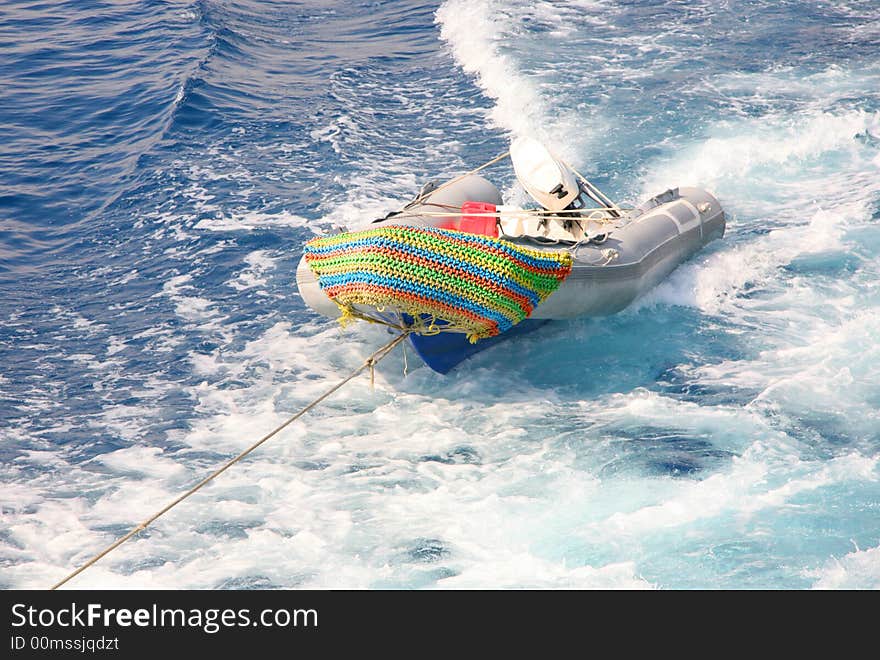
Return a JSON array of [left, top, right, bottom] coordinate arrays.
[[510, 136, 580, 212]]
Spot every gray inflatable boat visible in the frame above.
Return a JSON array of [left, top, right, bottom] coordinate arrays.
[[296, 138, 725, 372]]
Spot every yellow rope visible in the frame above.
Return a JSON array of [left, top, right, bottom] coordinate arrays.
[[335, 303, 497, 344], [50, 330, 411, 590]]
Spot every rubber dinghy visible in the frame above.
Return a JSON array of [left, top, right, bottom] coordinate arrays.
[[297, 137, 725, 373]]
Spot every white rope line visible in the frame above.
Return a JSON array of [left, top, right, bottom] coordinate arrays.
[[398, 207, 631, 219], [561, 159, 624, 216], [399, 150, 624, 223], [50, 331, 411, 590], [403, 150, 511, 209]]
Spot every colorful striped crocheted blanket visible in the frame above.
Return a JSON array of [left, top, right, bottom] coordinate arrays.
[[303, 225, 572, 342]]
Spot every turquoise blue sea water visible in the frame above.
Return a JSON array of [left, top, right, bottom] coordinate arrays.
[[2, 0, 879, 588]]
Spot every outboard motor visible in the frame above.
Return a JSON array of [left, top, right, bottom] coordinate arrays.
[[510, 136, 581, 212], [510, 136, 619, 217]]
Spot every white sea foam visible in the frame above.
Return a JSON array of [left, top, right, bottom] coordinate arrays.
[[8, 261, 879, 590], [598, 451, 876, 536], [227, 250, 276, 292], [810, 542, 880, 590], [641, 110, 880, 199], [435, 0, 603, 162], [438, 558, 653, 589], [194, 210, 313, 232]]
